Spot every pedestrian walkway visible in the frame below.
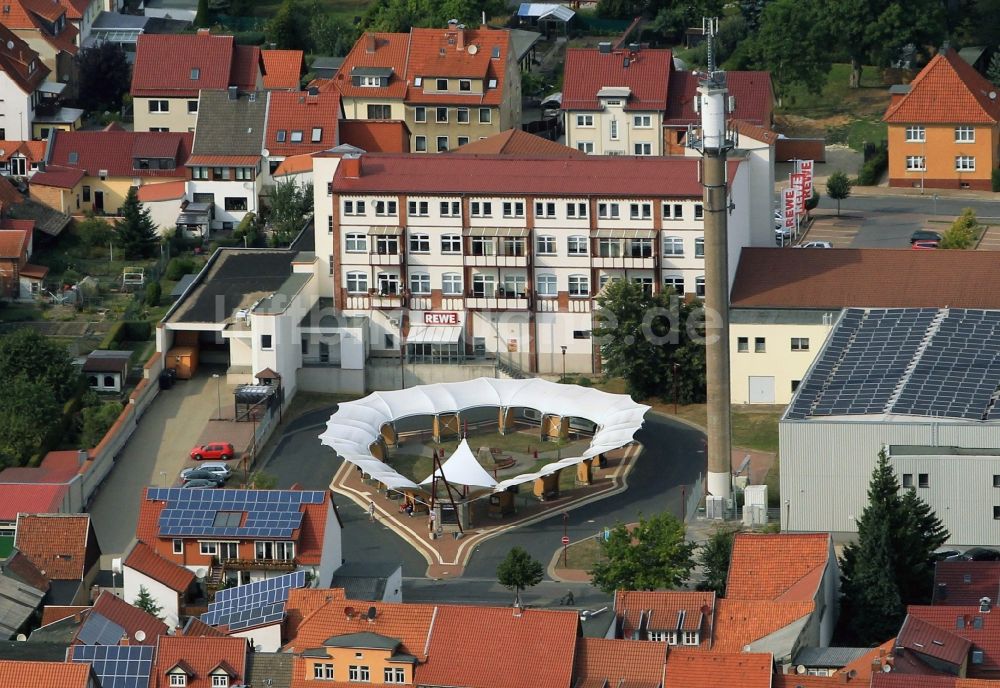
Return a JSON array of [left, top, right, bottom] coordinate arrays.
[[977, 225, 1000, 250], [330, 441, 641, 579], [797, 211, 863, 247]]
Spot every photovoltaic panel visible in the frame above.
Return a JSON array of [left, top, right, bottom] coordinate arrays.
[[151, 488, 325, 538], [201, 570, 306, 631], [76, 611, 126, 646], [70, 645, 154, 688]]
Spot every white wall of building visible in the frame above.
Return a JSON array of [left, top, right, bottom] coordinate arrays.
[[232, 622, 282, 653], [0, 73, 33, 141], [312, 156, 341, 298], [317, 500, 343, 587], [143, 197, 185, 233], [564, 106, 663, 156], [122, 565, 181, 629], [187, 178, 260, 229]]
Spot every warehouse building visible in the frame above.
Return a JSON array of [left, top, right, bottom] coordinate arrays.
[[780, 306, 1000, 546]]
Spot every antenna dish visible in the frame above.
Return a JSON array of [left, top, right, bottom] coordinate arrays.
[[795, 665, 806, 675], [15, 633, 26, 642], [5, 41, 13, 50], [261, 148, 270, 158], [111, 557, 122, 575], [882, 664, 892, 673], [195, 568, 207, 579], [467, 44, 478, 55], [134, 630, 146, 642], [991, 91, 997, 100]]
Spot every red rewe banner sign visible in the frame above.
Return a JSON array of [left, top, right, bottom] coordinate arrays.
[[424, 312, 459, 325], [783, 188, 797, 230], [791, 172, 807, 213], [798, 160, 814, 205]]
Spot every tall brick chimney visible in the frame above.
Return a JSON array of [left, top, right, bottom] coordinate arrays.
[[341, 154, 362, 179], [366, 33, 377, 53]]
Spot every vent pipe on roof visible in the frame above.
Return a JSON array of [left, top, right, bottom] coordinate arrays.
[[77, 449, 88, 465], [197, 28, 210, 36], [598, 42, 612, 54], [981, 597, 992, 613], [228, 86, 238, 101]]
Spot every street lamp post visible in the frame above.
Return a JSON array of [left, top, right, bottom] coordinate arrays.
[[560, 345, 567, 381], [562, 511, 569, 567], [212, 373, 222, 420], [159, 470, 166, 487], [672, 362, 679, 414]]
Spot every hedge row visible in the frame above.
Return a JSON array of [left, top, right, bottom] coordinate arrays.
[[99, 321, 152, 349]]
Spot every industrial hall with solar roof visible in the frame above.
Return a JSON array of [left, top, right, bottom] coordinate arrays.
[[780, 306, 1000, 545]]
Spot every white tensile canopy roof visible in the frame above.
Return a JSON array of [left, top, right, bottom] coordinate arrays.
[[420, 439, 498, 489], [317, 377, 649, 493]]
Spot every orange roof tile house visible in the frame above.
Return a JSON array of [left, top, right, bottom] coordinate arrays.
[[885, 48, 1000, 190], [14, 513, 100, 605], [0, 217, 46, 299]]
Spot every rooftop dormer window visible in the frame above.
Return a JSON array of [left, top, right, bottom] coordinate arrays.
[[488, 79, 497, 89], [414, 77, 422, 86], [491, 45, 500, 59], [190, 68, 200, 80], [168, 673, 187, 687]]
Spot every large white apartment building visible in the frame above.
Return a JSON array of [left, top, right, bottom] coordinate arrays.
[[313, 151, 751, 375]]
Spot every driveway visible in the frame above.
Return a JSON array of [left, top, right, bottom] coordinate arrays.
[[88, 366, 229, 558]]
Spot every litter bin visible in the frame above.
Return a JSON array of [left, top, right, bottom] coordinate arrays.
[[158, 368, 177, 390]]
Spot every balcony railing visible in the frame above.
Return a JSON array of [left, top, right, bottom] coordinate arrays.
[[219, 557, 297, 572]]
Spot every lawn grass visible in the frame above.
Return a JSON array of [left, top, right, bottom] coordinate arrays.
[[389, 452, 435, 483], [554, 534, 606, 572], [0, 302, 41, 322], [778, 63, 891, 119], [827, 116, 888, 152]]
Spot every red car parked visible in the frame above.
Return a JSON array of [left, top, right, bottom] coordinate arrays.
[[190, 442, 235, 461]]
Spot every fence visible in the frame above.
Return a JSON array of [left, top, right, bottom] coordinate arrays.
[[682, 472, 703, 523]]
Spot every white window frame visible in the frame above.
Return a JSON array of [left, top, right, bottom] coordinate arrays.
[[905, 155, 926, 171], [956, 155, 976, 171], [440, 201, 460, 217], [414, 106, 426, 123], [211, 675, 229, 688], [374, 200, 397, 216], [348, 665, 370, 682], [598, 202, 620, 219], [169, 674, 187, 687], [791, 337, 810, 351], [384, 666, 406, 683], [313, 663, 335, 680], [568, 274, 589, 297], [479, 108, 491, 124], [632, 114, 652, 128], [534, 201, 556, 218], [149, 99, 169, 113], [955, 126, 975, 143], [695, 237, 704, 258], [409, 272, 431, 294], [457, 107, 470, 124], [577, 141, 594, 154], [343, 200, 365, 216], [346, 271, 368, 293], [664, 275, 685, 294], [442, 273, 463, 294], [566, 202, 588, 218], [502, 201, 524, 218], [408, 200, 429, 216], [535, 235, 556, 255], [663, 236, 684, 256], [575, 114, 594, 127], [172, 539, 183, 554], [377, 272, 400, 295], [634, 142, 652, 155], [567, 235, 588, 255], [536, 273, 557, 296], [415, 135, 427, 152], [441, 234, 462, 253], [409, 233, 430, 253], [609, 118, 619, 140], [471, 201, 492, 217], [345, 233, 366, 253], [905, 125, 925, 142], [629, 202, 651, 220], [648, 630, 666, 642], [695, 276, 705, 297], [436, 106, 448, 123], [199, 542, 218, 556]]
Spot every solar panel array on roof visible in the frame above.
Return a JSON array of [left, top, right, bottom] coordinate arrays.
[[787, 307, 1000, 421], [70, 645, 154, 688], [76, 611, 126, 646], [147, 488, 325, 539], [201, 570, 306, 631]]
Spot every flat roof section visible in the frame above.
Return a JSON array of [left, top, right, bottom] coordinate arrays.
[[167, 250, 295, 325]]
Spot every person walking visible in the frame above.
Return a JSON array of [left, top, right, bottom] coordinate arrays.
[[368, 501, 376, 522], [427, 509, 436, 534]]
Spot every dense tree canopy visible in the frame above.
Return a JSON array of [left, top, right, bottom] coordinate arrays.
[[840, 450, 948, 644], [590, 513, 696, 593], [115, 187, 159, 260], [695, 524, 737, 596], [594, 279, 705, 402], [76, 42, 131, 114], [497, 547, 544, 606]]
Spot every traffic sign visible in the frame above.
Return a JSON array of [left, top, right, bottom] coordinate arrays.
[[561, 536, 570, 545]]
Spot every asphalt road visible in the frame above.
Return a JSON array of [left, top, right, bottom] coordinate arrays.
[[815, 193, 1000, 248], [261, 406, 705, 604]]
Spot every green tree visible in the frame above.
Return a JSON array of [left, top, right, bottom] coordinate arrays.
[[76, 215, 114, 257], [115, 187, 159, 259], [75, 42, 131, 113], [820, 0, 946, 88], [0, 376, 62, 468], [989, 51, 1000, 87], [266, 0, 301, 49], [749, 0, 831, 102], [248, 471, 278, 489], [594, 279, 705, 402], [145, 280, 161, 307], [496, 546, 544, 607], [194, 0, 211, 27], [939, 208, 980, 249], [133, 586, 164, 619], [80, 402, 123, 448], [0, 328, 79, 405], [590, 513, 696, 593], [840, 450, 950, 644], [267, 180, 313, 245], [826, 171, 852, 216], [311, 14, 358, 57], [695, 524, 738, 596]]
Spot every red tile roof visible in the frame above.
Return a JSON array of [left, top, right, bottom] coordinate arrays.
[[0, 176, 23, 211], [75, 590, 168, 645], [333, 32, 409, 101], [181, 617, 226, 638], [58, 0, 88, 20], [48, 130, 192, 179], [272, 153, 315, 177], [726, 533, 830, 602], [338, 119, 410, 153], [935, 561, 1000, 606], [29, 165, 84, 189], [0, 484, 68, 521], [731, 248, 1000, 310], [562, 47, 672, 111], [885, 49, 1000, 124], [284, 597, 435, 655], [330, 152, 740, 197], [414, 606, 578, 688], [573, 638, 666, 687], [0, 140, 45, 163], [0, 450, 83, 484], [452, 129, 586, 157], [908, 604, 1000, 676], [873, 677, 1000, 688], [38, 605, 87, 627], [614, 590, 715, 645], [283, 588, 347, 640], [898, 614, 971, 667], [3, 550, 49, 592], [0, 228, 29, 259], [0, 660, 92, 688], [711, 599, 814, 652], [123, 541, 194, 593], [231, 45, 262, 92], [663, 70, 774, 127], [773, 675, 848, 688], [137, 180, 187, 203], [152, 636, 247, 688], [186, 154, 261, 167], [132, 33, 241, 98], [262, 49, 303, 90], [0, 24, 50, 94], [0, 0, 78, 56], [264, 91, 340, 157], [664, 649, 773, 688], [15, 513, 94, 581]]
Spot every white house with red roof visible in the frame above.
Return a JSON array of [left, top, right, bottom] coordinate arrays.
[[130, 29, 263, 134], [123, 541, 196, 629], [0, 24, 53, 142], [0, 217, 47, 299]]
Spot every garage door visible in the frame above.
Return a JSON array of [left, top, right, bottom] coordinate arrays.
[[748, 376, 775, 404]]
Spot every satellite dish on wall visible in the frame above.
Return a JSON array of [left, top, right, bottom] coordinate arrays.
[[134, 630, 146, 642], [467, 44, 478, 55], [261, 148, 270, 158], [6, 41, 13, 51], [196, 568, 208, 579], [111, 557, 122, 575], [991, 91, 998, 100], [882, 664, 892, 673], [795, 665, 806, 675], [15, 634, 26, 642]]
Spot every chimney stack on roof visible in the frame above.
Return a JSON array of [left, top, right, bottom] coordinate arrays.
[[341, 154, 362, 179], [365, 32, 376, 54], [456, 25, 465, 52], [197, 28, 210, 36]]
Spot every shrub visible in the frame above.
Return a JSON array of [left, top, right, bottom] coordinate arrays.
[[145, 281, 161, 307], [939, 208, 980, 249], [576, 376, 593, 387], [164, 256, 197, 281], [857, 147, 888, 186], [123, 321, 152, 341], [992, 169, 1000, 193], [234, 31, 265, 45], [80, 402, 124, 448], [805, 189, 820, 211], [99, 321, 126, 349]]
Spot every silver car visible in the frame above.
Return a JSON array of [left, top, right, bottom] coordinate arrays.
[[181, 462, 232, 481]]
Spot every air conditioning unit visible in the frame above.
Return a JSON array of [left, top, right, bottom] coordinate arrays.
[[706, 495, 725, 519]]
